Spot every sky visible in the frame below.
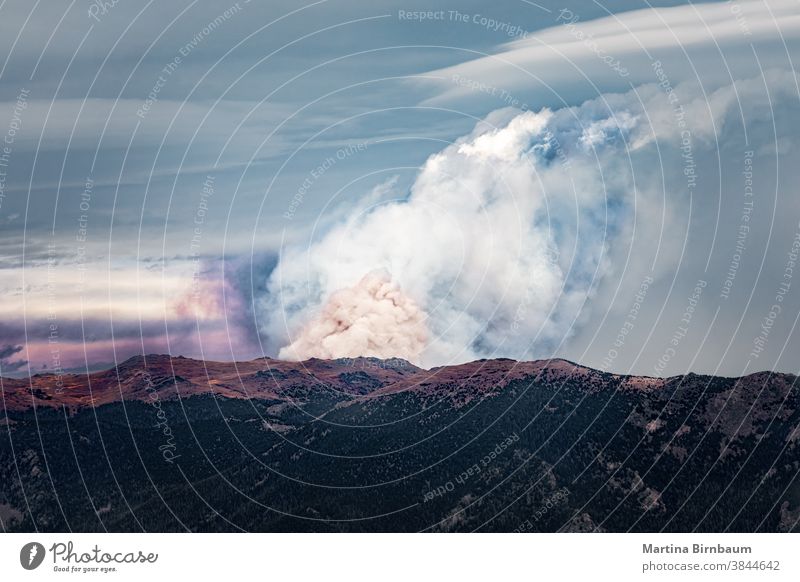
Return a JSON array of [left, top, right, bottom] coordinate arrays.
[[0, 0, 799, 378]]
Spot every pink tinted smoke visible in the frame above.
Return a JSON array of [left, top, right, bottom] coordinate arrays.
[[279, 271, 428, 363]]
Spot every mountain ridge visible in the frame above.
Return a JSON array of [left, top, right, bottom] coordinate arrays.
[[2, 353, 799, 532], [2, 353, 794, 412]]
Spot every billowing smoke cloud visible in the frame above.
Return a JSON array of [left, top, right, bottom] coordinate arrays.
[[263, 105, 621, 365], [279, 271, 428, 361], [262, 70, 796, 367]]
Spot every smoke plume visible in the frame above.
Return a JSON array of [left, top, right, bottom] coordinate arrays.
[[278, 271, 428, 361], [263, 105, 608, 365], [262, 72, 792, 366]]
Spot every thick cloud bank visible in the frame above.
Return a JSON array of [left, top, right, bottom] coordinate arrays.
[[262, 71, 798, 367]]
